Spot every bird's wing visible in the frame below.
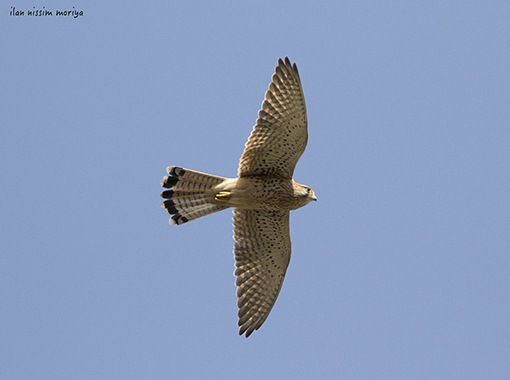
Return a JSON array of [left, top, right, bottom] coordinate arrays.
[[232, 208, 291, 337], [238, 57, 307, 179]]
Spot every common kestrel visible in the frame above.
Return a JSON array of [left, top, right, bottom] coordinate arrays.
[[160, 57, 316, 337]]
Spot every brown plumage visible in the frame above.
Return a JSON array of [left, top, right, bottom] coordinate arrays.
[[160, 57, 316, 337]]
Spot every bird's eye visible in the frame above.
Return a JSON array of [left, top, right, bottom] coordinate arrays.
[[307, 188, 312, 193]]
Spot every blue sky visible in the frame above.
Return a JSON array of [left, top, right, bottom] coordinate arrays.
[[2, 1, 509, 379]]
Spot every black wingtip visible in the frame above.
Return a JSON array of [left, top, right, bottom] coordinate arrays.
[[278, 57, 299, 77], [293, 62, 299, 76], [239, 325, 255, 338]]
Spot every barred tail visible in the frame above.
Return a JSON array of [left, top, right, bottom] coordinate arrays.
[[160, 166, 229, 225]]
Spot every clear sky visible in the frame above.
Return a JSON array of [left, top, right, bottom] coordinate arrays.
[[2, 1, 509, 379]]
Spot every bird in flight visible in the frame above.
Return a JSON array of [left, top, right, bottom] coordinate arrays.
[[160, 57, 316, 337]]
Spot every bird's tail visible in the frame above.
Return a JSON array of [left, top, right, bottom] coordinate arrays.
[[160, 166, 229, 225]]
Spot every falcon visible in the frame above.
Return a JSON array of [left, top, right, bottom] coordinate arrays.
[[160, 57, 316, 337]]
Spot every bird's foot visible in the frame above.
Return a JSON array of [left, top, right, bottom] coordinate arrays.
[[215, 191, 231, 202]]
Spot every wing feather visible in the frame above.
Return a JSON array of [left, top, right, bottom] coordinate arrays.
[[232, 208, 291, 337], [238, 57, 307, 178]]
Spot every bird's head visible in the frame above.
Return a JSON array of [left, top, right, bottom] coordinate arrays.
[[304, 186, 317, 202], [294, 183, 317, 208]]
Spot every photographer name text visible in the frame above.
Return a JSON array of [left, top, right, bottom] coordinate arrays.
[[10, 6, 83, 18]]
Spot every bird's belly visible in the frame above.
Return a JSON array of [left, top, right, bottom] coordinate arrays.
[[213, 177, 296, 210]]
